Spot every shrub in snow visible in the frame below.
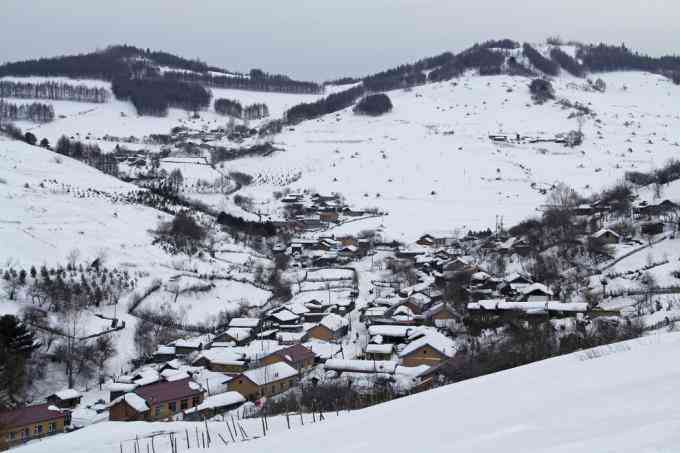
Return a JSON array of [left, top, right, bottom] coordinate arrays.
[[354, 93, 393, 116], [529, 79, 555, 103]]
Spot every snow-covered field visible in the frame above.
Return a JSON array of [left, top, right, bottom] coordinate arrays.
[[139, 277, 271, 325], [15, 332, 680, 453], [220, 71, 680, 241]]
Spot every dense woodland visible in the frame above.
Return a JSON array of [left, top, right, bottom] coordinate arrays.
[[0, 100, 54, 123], [0, 80, 109, 103], [111, 76, 211, 116]]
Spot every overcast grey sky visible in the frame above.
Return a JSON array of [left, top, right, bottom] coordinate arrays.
[[2, 0, 678, 81]]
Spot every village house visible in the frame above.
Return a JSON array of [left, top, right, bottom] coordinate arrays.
[[519, 283, 553, 302], [307, 313, 349, 342], [212, 328, 252, 346], [45, 389, 82, 409], [0, 404, 67, 450], [227, 362, 299, 401], [170, 335, 213, 356], [109, 378, 205, 422], [324, 359, 398, 375], [399, 331, 458, 368], [258, 344, 316, 371], [192, 349, 248, 375], [151, 345, 177, 363], [423, 303, 462, 329], [591, 228, 621, 245]]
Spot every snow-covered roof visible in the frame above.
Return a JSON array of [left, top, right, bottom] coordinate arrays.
[[194, 349, 246, 366], [468, 300, 588, 313], [184, 392, 245, 414], [271, 309, 300, 323], [593, 228, 621, 239], [107, 382, 138, 392], [399, 331, 457, 358], [325, 359, 398, 374], [52, 389, 81, 401], [111, 393, 149, 413], [319, 313, 349, 331], [368, 325, 418, 338], [222, 328, 252, 341], [366, 344, 394, 355], [277, 331, 308, 342], [520, 283, 553, 295], [155, 345, 176, 355], [229, 318, 260, 328], [241, 362, 298, 386]]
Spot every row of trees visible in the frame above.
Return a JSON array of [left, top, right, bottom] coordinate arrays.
[[284, 84, 366, 124], [164, 70, 322, 94], [0, 80, 109, 103], [0, 99, 54, 123], [577, 43, 680, 74], [214, 98, 270, 119], [111, 76, 211, 116], [55, 136, 119, 176], [523, 43, 560, 76], [550, 48, 585, 77]]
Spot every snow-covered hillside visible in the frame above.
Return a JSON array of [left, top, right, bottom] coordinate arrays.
[[2, 76, 323, 148], [0, 135, 170, 268], [14, 332, 680, 453], [225, 71, 680, 240]]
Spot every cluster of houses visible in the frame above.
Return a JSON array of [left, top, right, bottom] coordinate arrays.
[[280, 192, 372, 231]]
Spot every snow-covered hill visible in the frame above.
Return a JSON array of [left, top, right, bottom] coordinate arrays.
[[15, 332, 680, 453], [228, 70, 680, 241]]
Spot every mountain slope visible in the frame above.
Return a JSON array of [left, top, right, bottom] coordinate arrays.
[[230, 70, 680, 240]]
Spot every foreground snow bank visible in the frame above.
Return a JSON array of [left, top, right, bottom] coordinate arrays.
[[17, 332, 680, 453]]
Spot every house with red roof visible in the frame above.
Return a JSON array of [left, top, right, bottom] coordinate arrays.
[[0, 403, 66, 449], [108, 378, 204, 422]]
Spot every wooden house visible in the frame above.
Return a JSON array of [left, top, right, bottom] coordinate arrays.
[[212, 328, 252, 346], [192, 349, 248, 375], [398, 332, 457, 368], [46, 389, 82, 409], [423, 303, 461, 329], [109, 378, 204, 422], [258, 344, 316, 371], [0, 404, 67, 449], [307, 314, 349, 342], [591, 228, 621, 245], [227, 362, 299, 401]]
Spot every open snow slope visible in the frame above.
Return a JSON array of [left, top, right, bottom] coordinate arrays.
[[227, 71, 680, 240], [0, 136, 173, 268], [15, 332, 680, 452]]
